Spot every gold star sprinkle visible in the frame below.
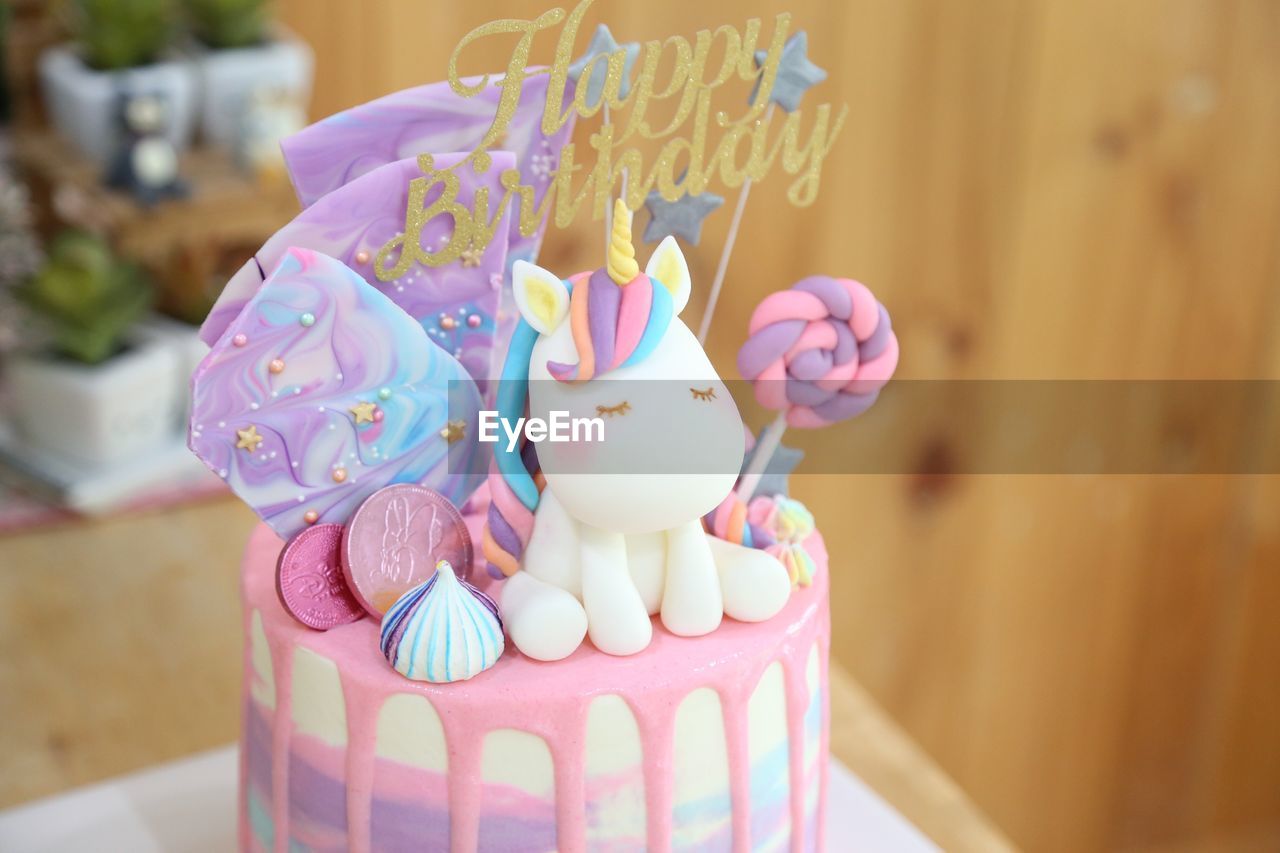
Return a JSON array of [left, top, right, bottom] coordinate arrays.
[[349, 401, 377, 424], [235, 425, 264, 452], [460, 247, 483, 268], [440, 419, 466, 443]]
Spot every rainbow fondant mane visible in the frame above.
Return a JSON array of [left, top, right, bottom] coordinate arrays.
[[484, 202, 677, 578]]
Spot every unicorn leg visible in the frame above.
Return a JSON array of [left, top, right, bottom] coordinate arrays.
[[501, 570, 588, 662], [581, 526, 653, 656], [521, 489, 582, 598], [661, 520, 723, 637], [625, 530, 666, 616], [706, 535, 791, 623]]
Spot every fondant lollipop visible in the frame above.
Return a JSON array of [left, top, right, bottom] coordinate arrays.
[[735, 275, 899, 500]]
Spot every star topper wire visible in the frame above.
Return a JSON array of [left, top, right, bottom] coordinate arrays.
[[698, 30, 829, 345]]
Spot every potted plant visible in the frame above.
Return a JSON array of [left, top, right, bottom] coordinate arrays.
[[184, 0, 312, 147], [38, 0, 197, 166], [7, 231, 181, 467]]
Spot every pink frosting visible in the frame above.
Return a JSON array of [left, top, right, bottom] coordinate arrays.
[[240, 514, 831, 852]]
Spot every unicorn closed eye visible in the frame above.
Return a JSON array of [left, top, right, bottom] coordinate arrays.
[[484, 199, 792, 661]]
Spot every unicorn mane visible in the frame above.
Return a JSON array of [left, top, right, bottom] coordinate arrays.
[[483, 203, 680, 578], [483, 270, 675, 578]]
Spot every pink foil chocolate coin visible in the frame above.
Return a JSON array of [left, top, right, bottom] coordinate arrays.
[[342, 484, 474, 616], [276, 523, 365, 630]]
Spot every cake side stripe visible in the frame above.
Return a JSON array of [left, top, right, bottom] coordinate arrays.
[[238, 611, 253, 852], [785, 655, 810, 853], [817, 625, 832, 852], [636, 699, 677, 853], [721, 678, 755, 852], [443, 714, 484, 852], [553, 705, 589, 852], [268, 634, 294, 853], [341, 673, 382, 853]]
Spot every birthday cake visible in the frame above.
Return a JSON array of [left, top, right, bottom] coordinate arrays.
[[190, 6, 897, 852]]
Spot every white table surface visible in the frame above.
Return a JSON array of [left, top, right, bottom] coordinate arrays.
[[0, 746, 938, 852]]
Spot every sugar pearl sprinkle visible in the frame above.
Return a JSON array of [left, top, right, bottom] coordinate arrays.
[[440, 314, 457, 331], [332, 467, 348, 483], [269, 358, 285, 374], [300, 312, 316, 327], [303, 510, 319, 525], [355, 250, 370, 264], [467, 314, 482, 328], [232, 334, 248, 347], [378, 387, 391, 400]]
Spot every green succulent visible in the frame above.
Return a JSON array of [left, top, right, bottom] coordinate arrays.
[[67, 0, 175, 71], [16, 231, 154, 365], [185, 0, 270, 50]]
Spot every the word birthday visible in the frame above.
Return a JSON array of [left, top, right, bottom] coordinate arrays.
[[376, 0, 846, 278]]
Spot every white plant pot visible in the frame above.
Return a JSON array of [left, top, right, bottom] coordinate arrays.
[[6, 337, 181, 469], [135, 314, 210, 427], [194, 28, 313, 147], [38, 44, 197, 167]]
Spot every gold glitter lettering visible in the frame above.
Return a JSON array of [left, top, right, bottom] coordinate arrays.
[[379, 0, 844, 270]]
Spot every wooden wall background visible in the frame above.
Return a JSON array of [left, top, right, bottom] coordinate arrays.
[[278, 2, 1280, 851]]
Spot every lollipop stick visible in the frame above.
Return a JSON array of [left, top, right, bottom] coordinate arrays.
[[698, 103, 774, 345], [735, 411, 788, 502]]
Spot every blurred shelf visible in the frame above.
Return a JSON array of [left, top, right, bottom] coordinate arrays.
[[10, 127, 299, 323]]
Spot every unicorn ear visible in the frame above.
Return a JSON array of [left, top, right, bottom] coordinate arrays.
[[513, 260, 569, 335], [644, 236, 691, 314]]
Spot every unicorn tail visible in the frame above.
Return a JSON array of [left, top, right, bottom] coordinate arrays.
[[482, 442, 543, 579]]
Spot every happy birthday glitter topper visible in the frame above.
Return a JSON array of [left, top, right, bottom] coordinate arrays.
[[375, 0, 847, 279]]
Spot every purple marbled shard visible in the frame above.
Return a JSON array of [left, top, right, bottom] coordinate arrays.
[[190, 248, 481, 540], [279, 71, 574, 259], [199, 153, 513, 387]]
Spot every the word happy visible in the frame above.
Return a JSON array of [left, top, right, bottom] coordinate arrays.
[[376, 0, 847, 278]]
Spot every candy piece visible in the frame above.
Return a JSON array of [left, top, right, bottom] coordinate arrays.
[[706, 493, 820, 589], [189, 248, 482, 539], [705, 492, 773, 549], [276, 524, 365, 630], [379, 560, 504, 683], [737, 276, 899, 428], [199, 153, 513, 388], [342, 484, 474, 617], [749, 495, 819, 587]]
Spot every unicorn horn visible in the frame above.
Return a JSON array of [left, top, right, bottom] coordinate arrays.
[[606, 197, 639, 285]]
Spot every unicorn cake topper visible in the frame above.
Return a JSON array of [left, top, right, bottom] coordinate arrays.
[[485, 199, 792, 661]]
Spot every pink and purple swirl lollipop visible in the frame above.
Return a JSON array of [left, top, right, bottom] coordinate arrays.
[[733, 276, 898, 501], [737, 276, 898, 429]]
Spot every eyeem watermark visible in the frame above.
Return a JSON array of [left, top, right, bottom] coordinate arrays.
[[478, 411, 605, 453]]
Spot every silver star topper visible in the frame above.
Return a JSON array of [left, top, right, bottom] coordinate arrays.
[[567, 24, 640, 110], [741, 440, 805, 498], [751, 31, 828, 113], [642, 187, 724, 246]]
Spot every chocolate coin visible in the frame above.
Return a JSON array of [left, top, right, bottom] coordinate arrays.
[[276, 523, 365, 630], [342, 484, 474, 616]]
